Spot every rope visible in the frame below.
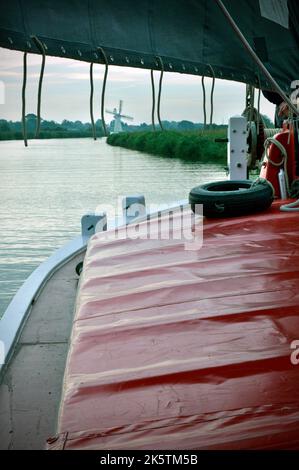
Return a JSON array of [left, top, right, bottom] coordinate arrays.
[[264, 137, 287, 166], [201, 76, 206, 129], [243, 87, 255, 167], [295, 117, 299, 146], [287, 110, 293, 145], [89, 63, 97, 140], [242, 104, 266, 168], [215, 0, 299, 117], [247, 85, 255, 124], [264, 136, 290, 195], [21, 52, 28, 147], [247, 121, 257, 167], [264, 128, 281, 138], [32, 36, 46, 138], [156, 56, 164, 130], [208, 65, 215, 127], [256, 86, 261, 136], [280, 199, 299, 212], [150, 69, 156, 131], [97, 47, 108, 136], [250, 177, 275, 198]]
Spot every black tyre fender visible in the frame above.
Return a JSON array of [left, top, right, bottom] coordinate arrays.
[[189, 179, 274, 218], [75, 261, 83, 276]]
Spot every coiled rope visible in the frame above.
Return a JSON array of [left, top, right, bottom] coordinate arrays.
[[150, 69, 156, 131], [89, 63, 96, 140], [250, 177, 275, 199], [264, 128, 281, 138], [264, 136, 290, 195], [156, 56, 164, 130], [263, 132, 299, 211], [21, 52, 28, 147], [32, 36, 46, 138], [97, 47, 108, 136], [280, 199, 299, 211]]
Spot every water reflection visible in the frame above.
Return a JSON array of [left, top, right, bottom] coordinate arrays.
[[0, 137, 226, 316]]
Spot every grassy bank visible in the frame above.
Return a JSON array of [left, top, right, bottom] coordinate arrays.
[[107, 130, 227, 163]]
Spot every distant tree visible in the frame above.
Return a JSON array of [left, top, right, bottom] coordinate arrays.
[[95, 119, 103, 129], [25, 114, 38, 131], [41, 120, 60, 131], [178, 120, 195, 131], [26, 113, 37, 119], [61, 119, 74, 130], [74, 120, 84, 130], [0, 120, 10, 132]]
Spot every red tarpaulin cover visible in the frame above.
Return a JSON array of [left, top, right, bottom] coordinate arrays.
[[47, 202, 299, 449]]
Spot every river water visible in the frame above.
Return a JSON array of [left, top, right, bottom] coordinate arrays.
[[0, 137, 225, 316]]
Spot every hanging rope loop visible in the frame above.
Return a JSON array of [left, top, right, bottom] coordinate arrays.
[[207, 64, 215, 127], [150, 69, 156, 131], [97, 46, 109, 136], [31, 35, 46, 138], [89, 62, 97, 140], [21, 52, 28, 147], [156, 56, 164, 130], [201, 76, 207, 130]]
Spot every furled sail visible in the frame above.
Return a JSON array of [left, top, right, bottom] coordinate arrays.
[[0, 0, 298, 92]]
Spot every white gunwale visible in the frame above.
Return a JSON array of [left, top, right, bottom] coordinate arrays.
[[0, 198, 188, 377]]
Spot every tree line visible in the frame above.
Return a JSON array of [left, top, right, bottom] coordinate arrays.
[[0, 114, 273, 141], [0, 114, 105, 140]]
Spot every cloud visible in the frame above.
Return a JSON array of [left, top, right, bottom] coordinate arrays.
[[0, 47, 275, 124], [0, 47, 67, 70], [0, 70, 21, 77]]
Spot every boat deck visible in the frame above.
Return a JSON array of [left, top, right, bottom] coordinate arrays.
[[0, 252, 85, 450], [48, 202, 299, 450]]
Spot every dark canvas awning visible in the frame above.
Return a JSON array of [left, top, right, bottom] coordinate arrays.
[[0, 0, 298, 91]]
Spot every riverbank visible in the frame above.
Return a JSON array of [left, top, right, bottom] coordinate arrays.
[[107, 130, 227, 163]]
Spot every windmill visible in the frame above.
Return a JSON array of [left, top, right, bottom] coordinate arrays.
[[106, 100, 133, 133]]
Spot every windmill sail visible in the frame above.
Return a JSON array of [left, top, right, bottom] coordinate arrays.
[[105, 100, 133, 133], [0, 0, 298, 92], [121, 115, 133, 121]]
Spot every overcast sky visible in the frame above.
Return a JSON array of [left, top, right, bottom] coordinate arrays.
[[0, 47, 275, 125]]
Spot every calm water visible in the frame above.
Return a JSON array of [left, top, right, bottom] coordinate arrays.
[[0, 137, 225, 316]]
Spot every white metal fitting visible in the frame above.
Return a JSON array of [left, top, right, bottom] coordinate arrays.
[[227, 115, 247, 180], [122, 195, 146, 222], [81, 212, 107, 239]]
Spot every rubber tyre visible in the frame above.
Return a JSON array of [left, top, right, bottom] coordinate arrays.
[[75, 261, 83, 276], [189, 179, 274, 218]]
